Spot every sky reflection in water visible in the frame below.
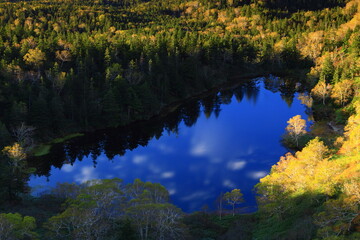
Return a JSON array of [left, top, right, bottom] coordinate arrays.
[[30, 78, 309, 212]]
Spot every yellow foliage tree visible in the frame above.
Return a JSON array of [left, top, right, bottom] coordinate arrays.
[[311, 80, 332, 105], [331, 79, 354, 106], [297, 31, 324, 60], [297, 93, 313, 108], [23, 48, 46, 68], [260, 138, 331, 195], [296, 137, 329, 164], [286, 115, 307, 147], [2, 142, 27, 176], [340, 101, 360, 155], [2, 143, 26, 161]]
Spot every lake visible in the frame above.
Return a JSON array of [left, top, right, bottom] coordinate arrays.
[[29, 76, 311, 213]]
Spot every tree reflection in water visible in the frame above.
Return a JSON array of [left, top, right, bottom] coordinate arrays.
[[29, 76, 308, 212]]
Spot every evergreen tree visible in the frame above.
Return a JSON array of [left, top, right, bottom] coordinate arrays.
[[30, 93, 51, 132], [0, 121, 11, 148], [321, 56, 335, 83], [102, 88, 121, 127]]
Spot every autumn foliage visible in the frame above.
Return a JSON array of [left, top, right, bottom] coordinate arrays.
[[257, 101, 360, 238]]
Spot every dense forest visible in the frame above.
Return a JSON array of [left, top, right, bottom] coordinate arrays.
[[0, 0, 359, 239]]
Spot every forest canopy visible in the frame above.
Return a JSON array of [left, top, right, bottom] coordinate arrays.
[[0, 0, 359, 239]]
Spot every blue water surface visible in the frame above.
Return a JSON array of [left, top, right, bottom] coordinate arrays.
[[30, 78, 310, 212]]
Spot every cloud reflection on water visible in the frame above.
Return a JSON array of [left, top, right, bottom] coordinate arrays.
[[247, 171, 268, 179], [132, 155, 148, 164], [75, 166, 99, 183], [227, 160, 247, 170], [161, 171, 175, 179], [30, 79, 310, 212], [62, 164, 75, 173]]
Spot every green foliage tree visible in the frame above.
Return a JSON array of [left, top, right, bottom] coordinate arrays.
[[9, 102, 28, 127], [0, 213, 37, 240], [30, 93, 51, 131], [50, 95, 66, 132], [223, 189, 244, 216], [46, 178, 184, 240], [46, 178, 124, 239], [126, 203, 184, 240], [102, 88, 121, 127], [321, 56, 335, 83], [0, 121, 11, 148]]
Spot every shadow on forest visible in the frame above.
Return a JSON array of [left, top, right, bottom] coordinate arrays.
[[28, 76, 301, 178], [260, 0, 346, 12]]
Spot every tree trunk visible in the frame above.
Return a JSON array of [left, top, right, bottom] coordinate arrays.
[[219, 201, 222, 220]]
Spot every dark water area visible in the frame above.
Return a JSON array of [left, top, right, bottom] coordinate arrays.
[[29, 76, 311, 213]]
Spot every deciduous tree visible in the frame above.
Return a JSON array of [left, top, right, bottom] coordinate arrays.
[[311, 80, 332, 105], [23, 48, 46, 68], [223, 189, 244, 216], [285, 115, 307, 147], [0, 213, 37, 240], [331, 79, 354, 106], [55, 50, 72, 67]]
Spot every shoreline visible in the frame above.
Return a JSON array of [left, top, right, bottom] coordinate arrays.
[[33, 67, 309, 155]]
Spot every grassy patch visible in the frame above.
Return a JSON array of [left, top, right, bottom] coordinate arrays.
[[32, 144, 52, 157], [51, 133, 84, 144], [32, 133, 84, 157]]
